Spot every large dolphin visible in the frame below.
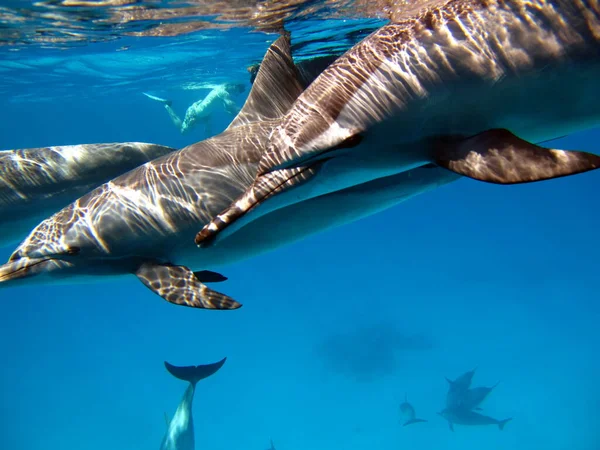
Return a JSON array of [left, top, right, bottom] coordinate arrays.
[[0, 35, 460, 309], [0, 142, 175, 247], [160, 358, 227, 450], [438, 408, 512, 431], [194, 0, 600, 247]]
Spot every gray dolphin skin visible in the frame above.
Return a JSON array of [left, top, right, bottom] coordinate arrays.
[[0, 142, 175, 248], [399, 394, 427, 426], [194, 0, 600, 247], [0, 35, 458, 309], [438, 408, 512, 431], [160, 357, 227, 450], [445, 367, 477, 409]]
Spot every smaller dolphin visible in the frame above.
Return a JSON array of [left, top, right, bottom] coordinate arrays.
[[265, 438, 276, 450], [160, 357, 227, 450], [445, 368, 477, 409], [0, 142, 175, 247], [438, 408, 512, 432], [399, 394, 427, 426]]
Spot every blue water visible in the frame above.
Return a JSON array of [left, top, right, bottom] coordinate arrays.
[[1, 10, 599, 450]]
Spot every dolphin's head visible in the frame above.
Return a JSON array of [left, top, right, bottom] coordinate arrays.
[[1, 199, 121, 287]]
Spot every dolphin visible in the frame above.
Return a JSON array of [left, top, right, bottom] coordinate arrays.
[[445, 367, 477, 409], [0, 142, 175, 247], [399, 393, 427, 426], [0, 35, 462, 309], [438, 408, 512, 432], [160, 357, 227, 450], [193, 0, 600, 248], [265, 438, 276, 450]]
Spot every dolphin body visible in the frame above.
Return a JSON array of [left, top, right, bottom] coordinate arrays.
[[0, 35, 460, 308], [160, 358, 227, 450], [194, 0, 600, 247], [0, 142, 175, 248], [438, 408, 512, 431], [445, 368, 477, 409], [399, 394, 427, 426]]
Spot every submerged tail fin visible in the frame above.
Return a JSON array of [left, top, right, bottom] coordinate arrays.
[[433, 128, 600, 184], [498, 418, 512, 430], [164, 357, 227, 386], [403, 418, 428, 426]]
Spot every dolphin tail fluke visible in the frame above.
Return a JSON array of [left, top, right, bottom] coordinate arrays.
[[403, 418, 428, 426], [135, 262, 241, 309], [142, 92, 172, 106], [433, 128, 600, 184], [498, 418, 512, 430], [164, 357, 227, 386]]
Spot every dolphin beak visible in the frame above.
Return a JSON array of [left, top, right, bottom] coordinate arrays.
[[0, 257, 72, 284]]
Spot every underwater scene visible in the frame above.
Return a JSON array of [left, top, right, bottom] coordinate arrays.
[[0, 1, 599, 450]]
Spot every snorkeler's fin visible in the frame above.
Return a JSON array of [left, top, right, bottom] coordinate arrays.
[[135, 262, 241, 309], [142, 92, 172, 107], [433, 128, 600, 184]]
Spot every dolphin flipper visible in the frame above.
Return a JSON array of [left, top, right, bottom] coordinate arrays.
[[195, 163, 322, 246], [403, 418, 428, 426], [433, 128, 600, 184], [193, 270, 228, 283], [142, 92, 172, 106], [135, 262, 241, 309], [164, 357, 226, 385]]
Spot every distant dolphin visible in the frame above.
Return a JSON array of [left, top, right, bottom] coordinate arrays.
[[0, 35, 462, 309], [0, 142, 175, 247], [399, 394, 427, 426], [265, 438, 276, 450], [445, 368, 477, 409], [194, 0, 600, 248], [438, 408, 512, 432], [160, 358, 227, 450]]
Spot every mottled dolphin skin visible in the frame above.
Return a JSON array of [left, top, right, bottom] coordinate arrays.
[[160, 358, 226, 450], [195, 0, 600, 247], [438, 408, 512, 431], [0, 34, 464, 309], [0, 142, 175, 247], [399, 393, 427, 426]]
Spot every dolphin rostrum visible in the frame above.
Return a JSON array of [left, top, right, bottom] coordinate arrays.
[[160, 357, 227, 450], [0, 142, 175, 247], [194, 0, 600, 247], [399, 393, 427, 426]]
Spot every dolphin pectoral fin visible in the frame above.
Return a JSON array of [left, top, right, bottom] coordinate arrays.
[[498, 418, 512, 430], [135, 262, 241, 309], [474, 407, 483, 411], [142, 92, 172, 106], [433, 128, 600, 184], [193, 270, 228, 283], [195, 163, 321, 247]]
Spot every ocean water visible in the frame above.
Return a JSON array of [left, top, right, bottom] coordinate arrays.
[[1, 3, 599, 450]]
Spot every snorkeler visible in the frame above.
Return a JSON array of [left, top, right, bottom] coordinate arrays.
[[143, 82, 246, 136]]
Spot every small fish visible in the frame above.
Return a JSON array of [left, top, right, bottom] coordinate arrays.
[[399, 393, 427, 426], [438, 408, 512, 432]]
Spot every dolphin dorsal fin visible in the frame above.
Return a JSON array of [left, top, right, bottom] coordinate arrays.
[[226, 33, 304, 130]]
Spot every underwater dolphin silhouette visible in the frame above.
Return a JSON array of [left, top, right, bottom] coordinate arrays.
[[160, 358, 227, 450], [0, 142, 175, 247], [0, 35, 460, 309], [445, 367, 478, 409], [438, 407, 512, 432], [399, 393, 428, 426], [194, 0, 600, 247]]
